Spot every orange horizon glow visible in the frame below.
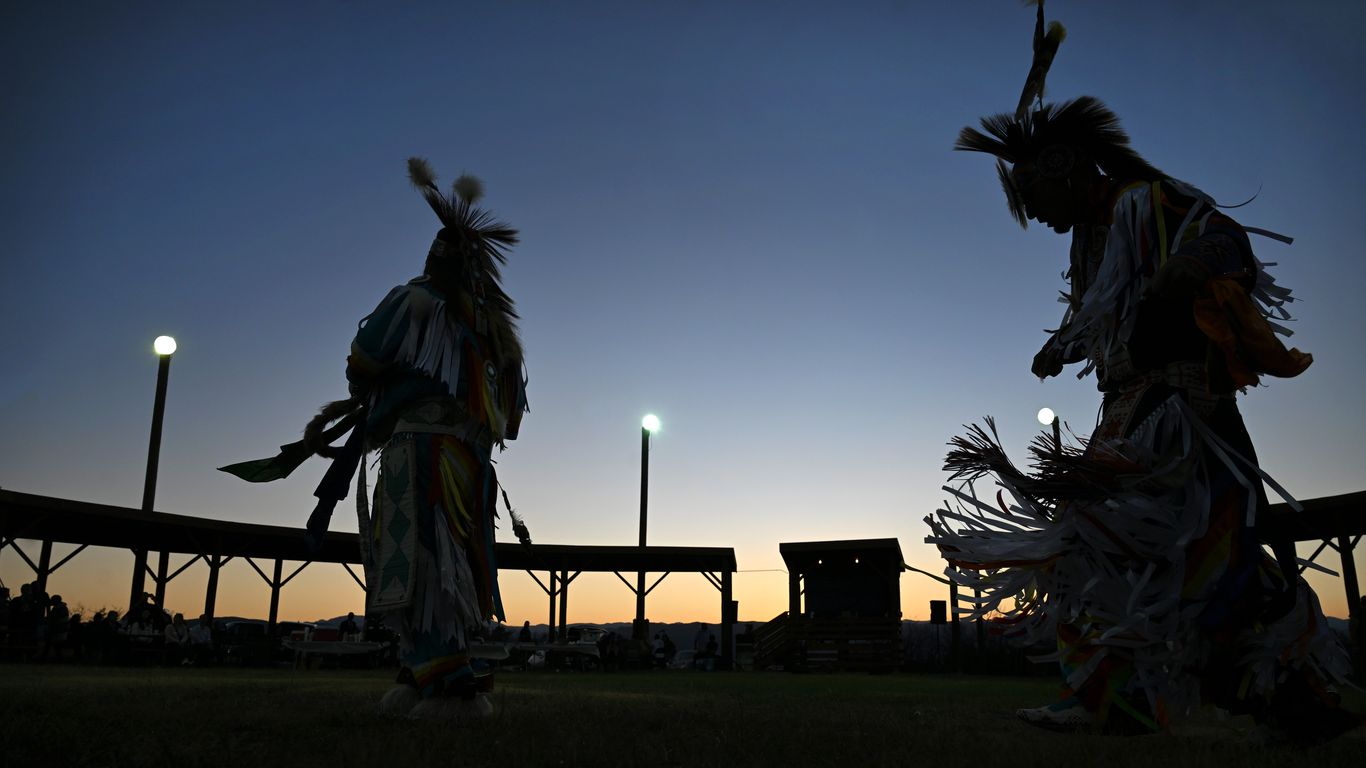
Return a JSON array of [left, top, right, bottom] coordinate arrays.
[[3, 540, 1358, 626]]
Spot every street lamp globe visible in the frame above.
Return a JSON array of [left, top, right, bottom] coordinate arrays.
[[153, 336, 177, 356], [1037, 407, 1056, 426], [642, 414, 660, 433]]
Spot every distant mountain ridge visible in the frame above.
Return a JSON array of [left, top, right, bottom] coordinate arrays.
[[292, 615, 1352, 641]]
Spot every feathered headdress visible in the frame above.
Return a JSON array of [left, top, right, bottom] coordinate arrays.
[[953, 2, 1162, 227], [1015, 0, 1067, 122], [407, 157, 523, 362]]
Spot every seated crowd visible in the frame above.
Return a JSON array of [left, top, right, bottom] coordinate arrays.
[[2, 583, 388, 668], [1, 582, 215, 665]]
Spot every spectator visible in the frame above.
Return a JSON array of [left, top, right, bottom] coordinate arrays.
[[189, 614, 214, 666], [67, 613, 85, 662], [164, 613, 191, 665], [595, 630, 615, 672], [101, 610, 126, 663], [40, 594, 69, 661], [338, 612, 360, 641], [124, 607, 161, 662], [30, 584, 50, 656], [518, 621, 533, 643], [692, 622, 709, 653], [20, 583, 49, 658], [652, 632, 666, 668], [11, 583, 38, 656]]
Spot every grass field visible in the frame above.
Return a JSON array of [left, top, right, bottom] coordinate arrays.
[[2, 665, 1362, 767]]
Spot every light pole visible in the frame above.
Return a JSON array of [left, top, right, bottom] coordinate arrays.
[[1037, 406, 1061, 454], [634, 413, 660, 639], [131, 335, 176, 612]]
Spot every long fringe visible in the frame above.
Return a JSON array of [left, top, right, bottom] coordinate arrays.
[[928, 402, 1352, 717]]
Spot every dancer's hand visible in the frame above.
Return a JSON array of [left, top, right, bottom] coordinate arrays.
[[1032, 342, 1064, 379]]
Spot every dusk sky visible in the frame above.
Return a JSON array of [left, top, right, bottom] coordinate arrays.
[[3, 1, 1363, 626]]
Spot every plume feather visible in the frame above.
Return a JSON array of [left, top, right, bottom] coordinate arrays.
[[453, 175, 484, 204], [407, 157, 438, 190]]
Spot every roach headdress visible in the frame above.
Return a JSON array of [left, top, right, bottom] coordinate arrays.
[[953, 2, 1162, 227], [407, 157, 522, 345]]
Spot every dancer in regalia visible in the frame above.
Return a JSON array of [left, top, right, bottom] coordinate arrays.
[[223, 158, 529, 719], [925, 1, 1357, 740]]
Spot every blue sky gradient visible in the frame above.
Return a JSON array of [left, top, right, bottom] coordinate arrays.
[[2, 1, 1362, 622]]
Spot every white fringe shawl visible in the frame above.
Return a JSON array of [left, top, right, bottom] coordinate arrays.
[[1049, 181, 1301, 381], [925, 397, 1352, 717]]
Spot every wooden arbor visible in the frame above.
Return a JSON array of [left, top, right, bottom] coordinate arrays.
[[0, 490, 365, 632], [0, 490, 738, 663], [754, 538, 903, 671], [1263, 490, 1366, 629], [496, 543, 738, 664]]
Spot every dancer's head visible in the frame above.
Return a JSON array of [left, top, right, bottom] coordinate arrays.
[[407, 158, 519, 315], [954, 2, 1162, 231], [956, 97, 1163, 232]]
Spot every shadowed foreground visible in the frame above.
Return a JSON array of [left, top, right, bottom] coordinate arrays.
[[2, 666, 1361, 767]]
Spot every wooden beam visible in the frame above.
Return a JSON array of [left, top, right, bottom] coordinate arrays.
[[644, 572, 671, 596], [5, 539, 38, 573], [204, 554, 222, 621], [35, 540, 53, 592], [165, 554, 204, 583], [526, 569, 551, 595], [48, 544, 90, 575], [611, 570, 639, 595], [244, 557, 272, 586], [154, 551, 170, 608], [974, 587, 985, 649], [129, 548, 148, 612], [267, 558, 283, 635], [1340, 536, 1360, 624], [720, 570, 733, 670], [280, 561, 311, 587], [558, 570, 569, 631], [342, 562, 365, 590], [547, 571, 557, 642], [949, 580, 961, 664], [1300, 539, 1333, 573]]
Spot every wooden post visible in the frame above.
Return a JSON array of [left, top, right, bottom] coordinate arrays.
[[635, 426, 650, 640], [132, 352, 172, 612], [890, 563, 902, 616], [974, 587, 985, 650], [1340, 536, 1360, 623], [558, 569, 569, 633], [547, 571, 557, 642], [36, 539, 53, 593], [129, 548, 148, 611], [720, 570, 734, 670], [949, 580, 961, 668], [154, 551, 170, 609], [204, 554, 221, 621], [267, 558, 283, 635]]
